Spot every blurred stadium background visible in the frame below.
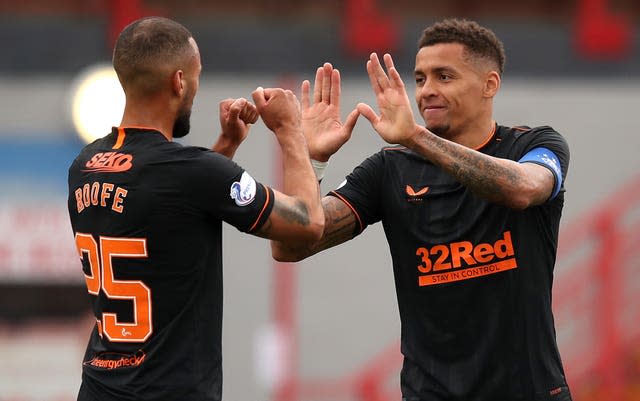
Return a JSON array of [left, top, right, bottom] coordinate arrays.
[[0, 1, 639, 400]]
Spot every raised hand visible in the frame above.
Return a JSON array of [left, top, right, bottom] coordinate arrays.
[[302, 63, 359, 162], [218, 98, 258, 144], [213, 98, 259, 158], [357, 53, 419, 146], [252, 87, 302, 137]]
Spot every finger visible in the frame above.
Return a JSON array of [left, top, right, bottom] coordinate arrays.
[[247, 107, 259, 124], [343, 108, 360, 136], [241, 101, 259, 124], [370, 52, 390, 90], [356, 102, 379, 125], [330, 68, 341, 108], [251, 87, 267, 110], [313, 67, 322, 105], [388, 66, 406, 90], [383, 54, 405, 89], [301, 80, 311, 110], [366, 60, 381, 96], [321, 62, 332, 104], [228, 98, 246, 120], [262, 87, 279, 101], [219, 98, 234, 112], [383, 53, 395, 71]]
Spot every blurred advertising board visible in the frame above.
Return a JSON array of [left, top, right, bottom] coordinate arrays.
[[0, 201, 80, 283]]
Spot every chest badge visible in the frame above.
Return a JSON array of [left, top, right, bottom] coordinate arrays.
[[406, 185, 429, 202]]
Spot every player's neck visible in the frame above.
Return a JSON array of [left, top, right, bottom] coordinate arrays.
[[120, 102, 175, 141], [450, 118, 496, 149]]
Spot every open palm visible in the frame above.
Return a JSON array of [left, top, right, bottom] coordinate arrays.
[[357, 53, 418, 146], [302, 63, 358, 162]]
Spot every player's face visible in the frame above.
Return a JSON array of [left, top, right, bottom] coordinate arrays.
[[414, 43, 487, 139], [173, 38, 201, 139]]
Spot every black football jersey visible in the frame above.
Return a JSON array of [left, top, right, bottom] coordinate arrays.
[[68, 127, 274, 401], [331, 124, 572, 401]]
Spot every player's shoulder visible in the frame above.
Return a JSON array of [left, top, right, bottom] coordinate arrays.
[[496, 123, 570, 165], [68, 136, 109, 171], [498, 124, 561, 139], [497, 124, 567, 149], [360, 145, 413, 168], [149, 142, 231, 166], [379, 144, 431, 166], [167, 145, 244, 180], [379, 144, 419, 160]]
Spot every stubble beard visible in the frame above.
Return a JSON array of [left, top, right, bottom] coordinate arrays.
[[172, 107, 191, 139]]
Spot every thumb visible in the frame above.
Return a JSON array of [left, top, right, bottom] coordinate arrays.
[[228, 98, 246, 120], [356, 103, 378, 125], [343, 108, 360, 136], [251, 87, 267, 110]]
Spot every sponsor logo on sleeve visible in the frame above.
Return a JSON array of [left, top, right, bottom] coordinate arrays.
[[415, 231, 517, 286], [230, 171, 257, 206]]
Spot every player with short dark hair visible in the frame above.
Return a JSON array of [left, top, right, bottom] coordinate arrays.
[[418, 18, 505, 75], [68, 16, 323, 401], [273, 18, 572, 401]]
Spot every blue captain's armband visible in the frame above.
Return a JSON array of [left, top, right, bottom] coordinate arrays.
[[518, 147, 563, 200]]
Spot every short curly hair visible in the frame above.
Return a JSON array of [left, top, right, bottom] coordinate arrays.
[[418, 19, 505, 75]]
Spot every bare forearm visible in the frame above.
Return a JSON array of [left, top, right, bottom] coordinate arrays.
[[273, 130, 324, 237], [211, 134, 240, 159], [278, 133, 322, 211], [272, 196, 357, 262]]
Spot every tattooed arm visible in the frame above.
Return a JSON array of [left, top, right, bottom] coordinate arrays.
[[249, 87, 324, 244], [356, 52, 555, 210], [406, 127, 555, 209], [270, 196, 358, 262]]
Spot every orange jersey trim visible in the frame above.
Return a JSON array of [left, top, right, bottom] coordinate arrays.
[[382, 146, 408, 151], [474, 121, 497, 151], [249, 184, 271, 232], [113, 127, 126, 149], [118, 125, 157, 131], [114, 126, 164, 149], [330, 190, 364, 233]]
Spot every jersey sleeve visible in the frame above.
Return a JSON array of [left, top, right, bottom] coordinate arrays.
[[518, 147, 563, 199], [185, 149, 274, 234], [516, 126, 570, 195], [328, 151, 384, 235]]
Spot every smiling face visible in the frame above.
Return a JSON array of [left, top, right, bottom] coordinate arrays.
[[414, 42, 498, 142]]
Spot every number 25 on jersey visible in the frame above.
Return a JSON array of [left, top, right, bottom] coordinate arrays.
[[74, 234, 152, 343]]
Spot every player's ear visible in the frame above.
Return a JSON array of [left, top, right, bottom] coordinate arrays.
[[172, 70, 185, 97], [483, 70, 500, 98]]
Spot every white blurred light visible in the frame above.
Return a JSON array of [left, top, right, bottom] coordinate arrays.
[[254, 324, 289, 389], [70, 64, 124, 144]]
